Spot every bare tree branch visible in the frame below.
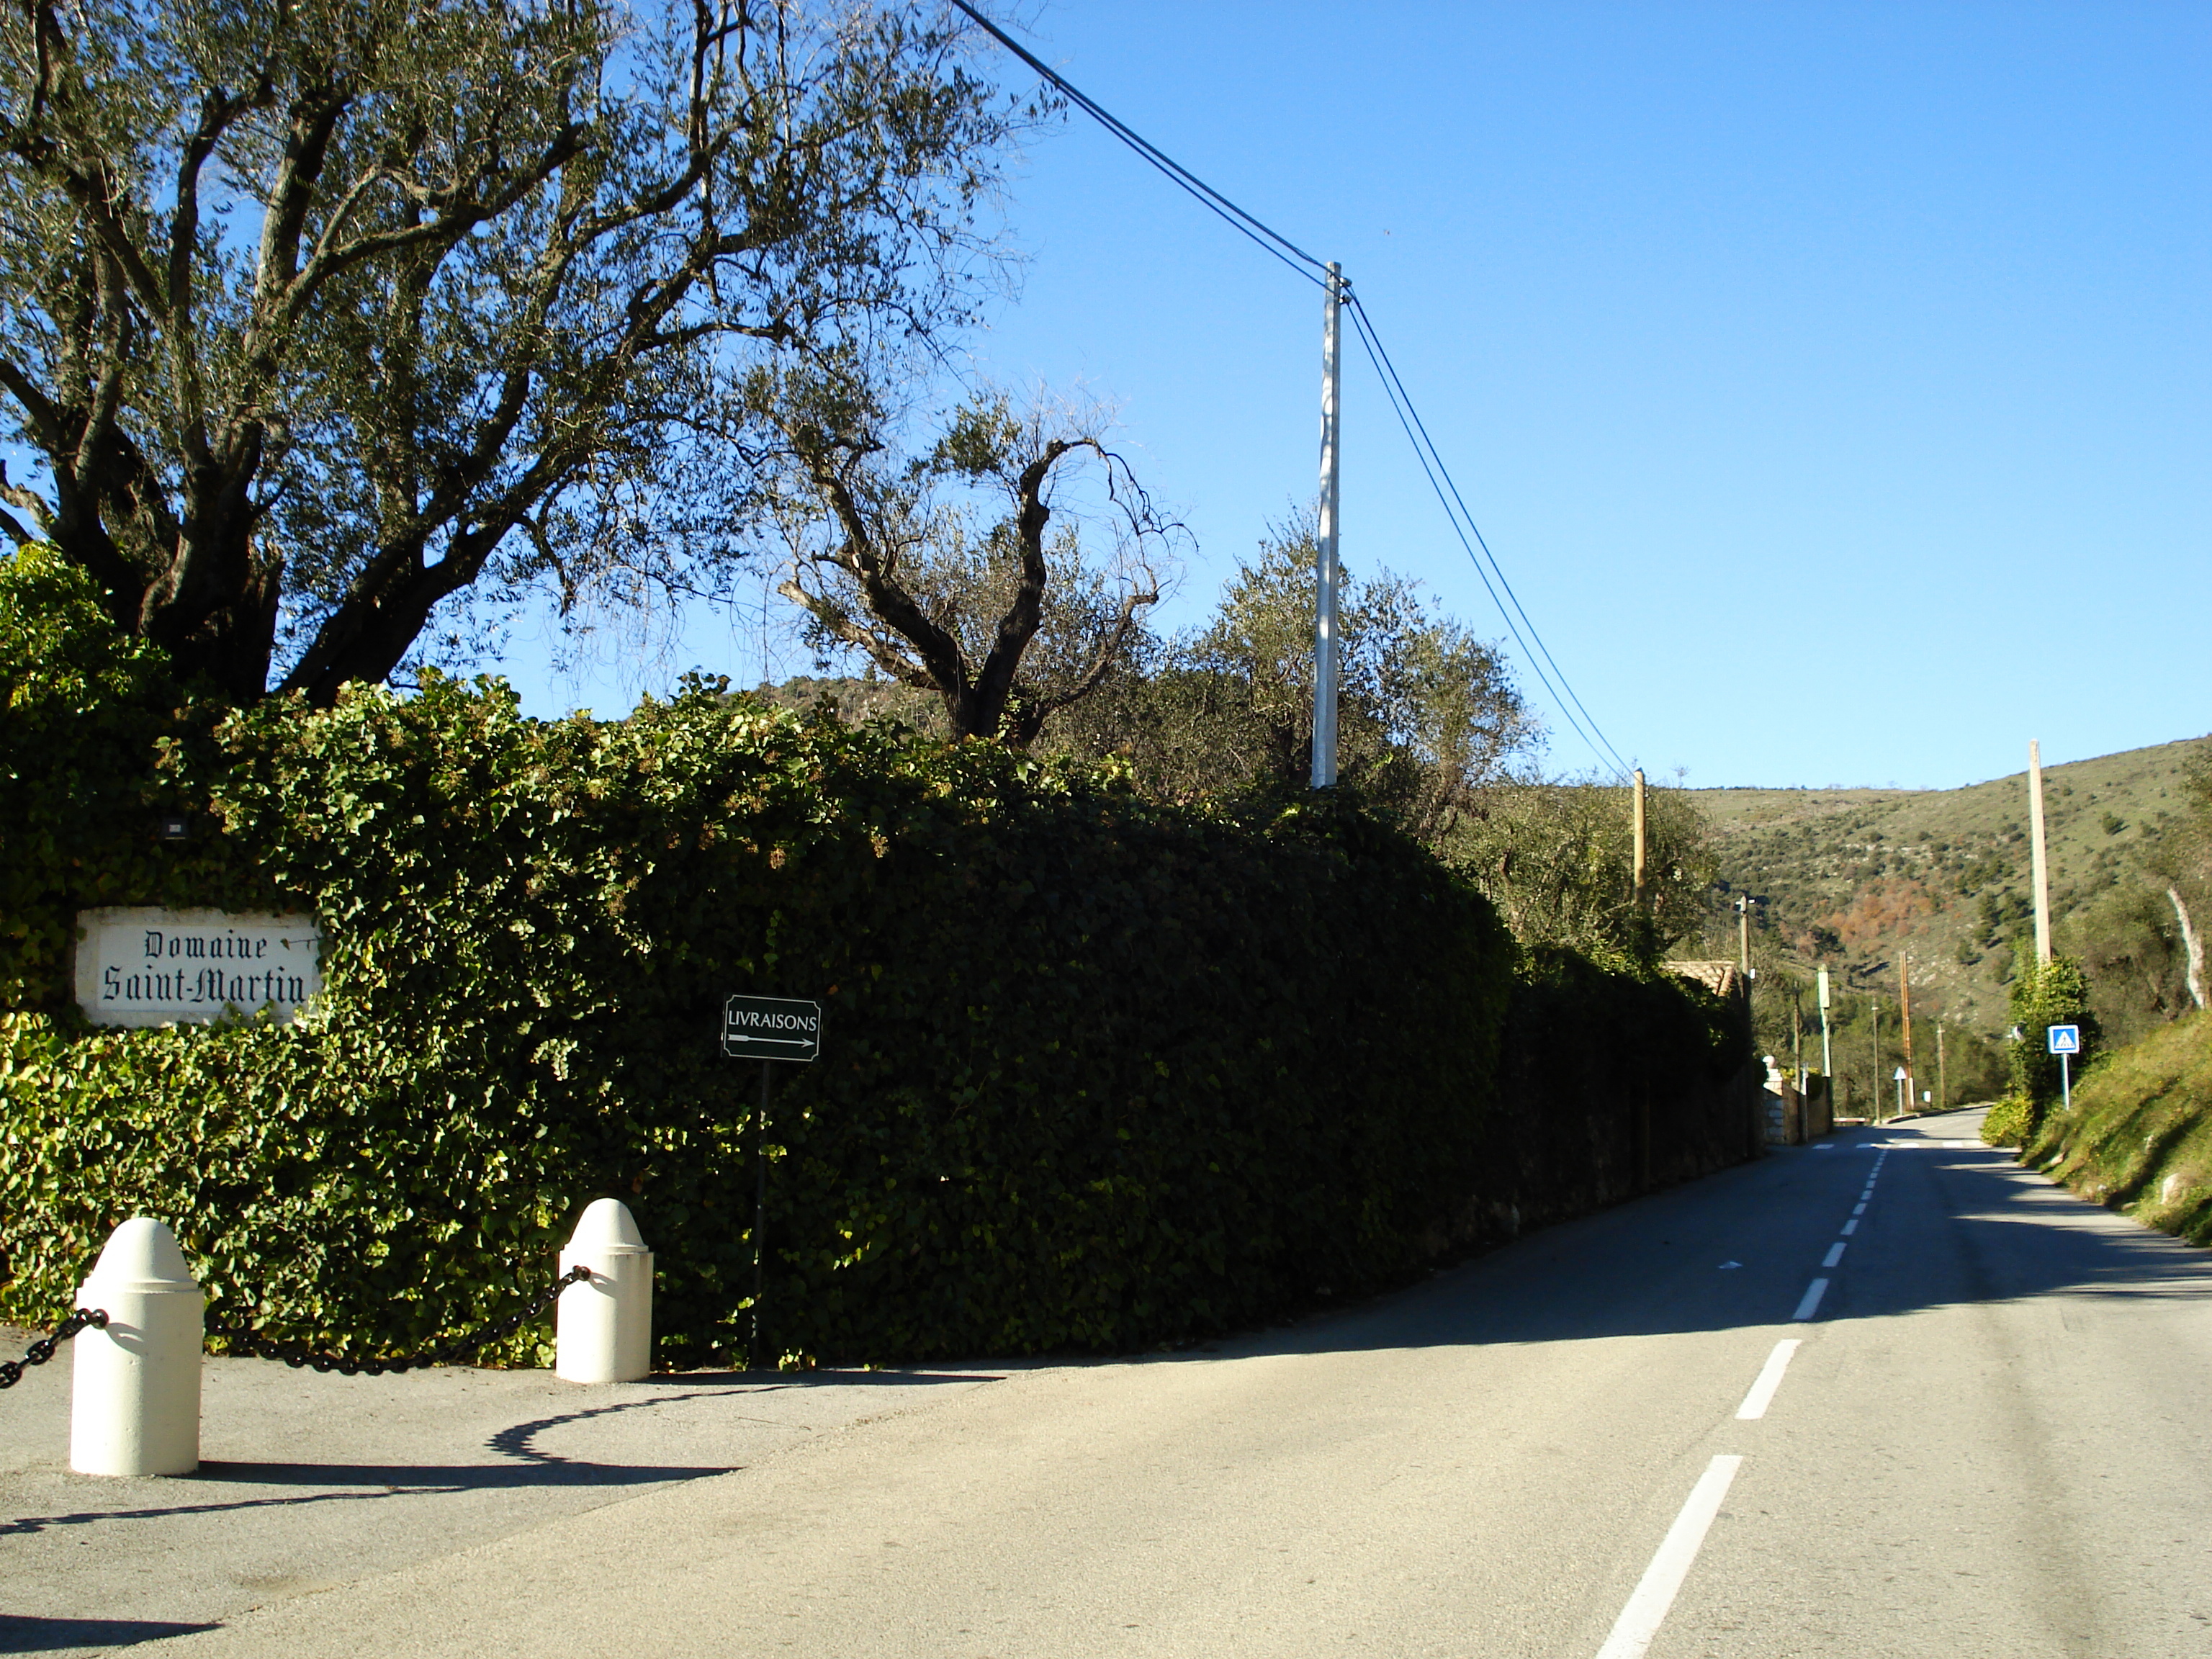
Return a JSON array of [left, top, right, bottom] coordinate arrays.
[[769, 389, 1175, 745]]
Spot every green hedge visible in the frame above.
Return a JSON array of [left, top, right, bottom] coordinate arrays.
[[0, 547, 276, 1011], [2, 552, 1752, 1365], [2, 561, 1520, 1361], [1482, 947, 1757, 1234]]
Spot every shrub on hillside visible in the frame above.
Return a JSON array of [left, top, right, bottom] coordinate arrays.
[[1980, 1093, 2034, 1147], [2007, 956, 2100, 1115]]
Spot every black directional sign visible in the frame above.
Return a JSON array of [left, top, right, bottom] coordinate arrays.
[[722, 995, 822, 1062]]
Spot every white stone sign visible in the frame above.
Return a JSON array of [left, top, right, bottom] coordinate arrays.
[[74, 907, 323, 1028]]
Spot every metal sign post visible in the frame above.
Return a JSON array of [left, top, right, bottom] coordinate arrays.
[[723, 997, 822, 1371], [2048, 1023, 2081, 1115]]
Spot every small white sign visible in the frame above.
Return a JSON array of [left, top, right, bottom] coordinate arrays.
[[75, 907, 323, 1028], [2047, 1024, 2082, 1055]]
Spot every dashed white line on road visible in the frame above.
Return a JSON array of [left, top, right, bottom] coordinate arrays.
[[1735, 1340, 1802, 1420], [1822, 1242, 1846, 1267], [1840, 1219, 1858, 1235], [1852, 1202, 1867, 1215], [1592, 1455, 1745, 1659], [1791, 1278, 1830, 1321]]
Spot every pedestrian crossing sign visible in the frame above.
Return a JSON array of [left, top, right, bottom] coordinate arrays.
[[2047, 1024, 2081, 1055]]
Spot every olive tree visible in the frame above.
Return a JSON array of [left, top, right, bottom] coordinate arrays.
[[1444, 773, 1716, 959], [771, 386, 1176, 745], [1056, 513, 1532, 824], [0, 0, 1029, 701]]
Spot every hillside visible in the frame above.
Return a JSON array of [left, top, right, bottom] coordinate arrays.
[[1686, 738, 2207, 1056], [2018, 1009, 2212, 1248]]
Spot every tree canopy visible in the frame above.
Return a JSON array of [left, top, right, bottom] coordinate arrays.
[[0, 0, 1030, 702], [1055, 515, 1534, 822]]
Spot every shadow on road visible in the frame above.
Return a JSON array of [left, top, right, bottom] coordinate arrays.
[[1192, 1123, 2212, 1360], [0, 1359, 1007, 1546], [0, 1613, 218, 1653]]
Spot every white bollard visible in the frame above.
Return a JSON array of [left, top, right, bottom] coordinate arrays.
[[555, 1199, 653, 1383], [71, 1218, 203, 1476]]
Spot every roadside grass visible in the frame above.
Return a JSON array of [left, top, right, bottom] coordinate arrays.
[[2024, 1010, 2212, 1248]]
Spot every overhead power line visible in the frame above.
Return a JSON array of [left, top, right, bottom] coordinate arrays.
[[952, 1, 1633, 781], [946, 0, 1328, 289], [1344, 295, 1634, 780]]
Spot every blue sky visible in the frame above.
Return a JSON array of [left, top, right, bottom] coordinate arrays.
[[508, 0, 2210, 791]]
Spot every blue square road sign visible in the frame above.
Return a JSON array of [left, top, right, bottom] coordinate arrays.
[[2047, 1024, 2081, 1055]]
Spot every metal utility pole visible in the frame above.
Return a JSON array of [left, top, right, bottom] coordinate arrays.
[[1736, 895, 1751, 976], [1899, 954, 1915, 1109], [2028, 739, 2053, 966], [1310, 262, 1344, 790], [1632, 769, 1648, 914], [1817, 966, 1833, 1081], [1937, 1018, 1948, 1112]]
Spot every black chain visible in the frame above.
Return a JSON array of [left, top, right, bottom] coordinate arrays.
[[204, 1265, 592, 1377], [1, 1308, 109, 1390]]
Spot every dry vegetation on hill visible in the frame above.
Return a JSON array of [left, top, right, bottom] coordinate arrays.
[[1683, 740, 2208, 1105]]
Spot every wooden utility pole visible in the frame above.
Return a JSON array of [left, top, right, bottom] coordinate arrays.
[[1791, 986, 1803, 1084], [1310, 264, 1344, 789], [1937, 1018, 1948, 1112], [1632, 768, 1648, 913], [2028, 739, 2053, 966], [1871, 1002, 1882, 1122]]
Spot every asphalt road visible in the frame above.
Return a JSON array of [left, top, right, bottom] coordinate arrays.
[[6, 1107, 2211, 1657]]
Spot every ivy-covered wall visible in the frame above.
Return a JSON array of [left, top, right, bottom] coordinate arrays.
[[1483, 948, 1761, 1239], [0, 549, 1750, 1365]]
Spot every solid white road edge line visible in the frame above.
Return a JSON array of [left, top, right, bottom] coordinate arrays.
[[1791, 1278, 1830, 1321], [1735, 1339, 1802, 1420], [1822, 1242, 1845, 1267], [1591, 1455, 1746, 1659]]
